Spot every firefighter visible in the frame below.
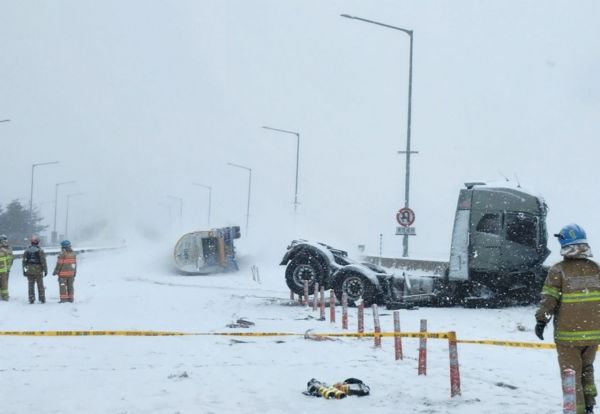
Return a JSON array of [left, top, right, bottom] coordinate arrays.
[[53, 240, 77, 303], [22, 235, 47, 304], [535, 224, 600, 414], [0, 235, 14, 301]]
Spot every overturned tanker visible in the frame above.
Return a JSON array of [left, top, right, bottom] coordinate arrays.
[[173, 226, 241, 275], [282, 182, 551, 307]]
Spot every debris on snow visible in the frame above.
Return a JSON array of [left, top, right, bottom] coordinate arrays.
[[226, 318, 255, 328], [304, 329, 335, 342], [229, 339, 253, 345], [168, 371, 189, 380], [495, 382, 518, 390]]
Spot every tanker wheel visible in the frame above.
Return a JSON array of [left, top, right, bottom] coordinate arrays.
[[335, 272, 377, 307], [285, 255, 326, 296]]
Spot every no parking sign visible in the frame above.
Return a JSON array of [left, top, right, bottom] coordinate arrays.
[[396, 207, 415, 227]]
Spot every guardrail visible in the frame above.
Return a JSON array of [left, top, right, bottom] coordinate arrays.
[[12, 244, 126, 259]]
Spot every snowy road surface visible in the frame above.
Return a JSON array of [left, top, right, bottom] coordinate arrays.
[[1, 244, 564, 413]]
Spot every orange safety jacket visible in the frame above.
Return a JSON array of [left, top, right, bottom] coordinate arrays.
[[54, 251, 77, 277]]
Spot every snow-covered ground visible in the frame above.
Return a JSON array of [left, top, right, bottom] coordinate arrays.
[[1, 241, 564, 414]]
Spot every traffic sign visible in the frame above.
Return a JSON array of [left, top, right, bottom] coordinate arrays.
[[396, 226, 416, 236], [396, 207, 415, 227]]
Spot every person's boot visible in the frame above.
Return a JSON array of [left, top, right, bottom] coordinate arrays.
[[586, 406, 594, 413]]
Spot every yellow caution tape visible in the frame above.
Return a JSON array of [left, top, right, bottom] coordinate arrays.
[[0, 330, 191, 337], [456, 339, 556, 349], [0, 330, 307, 337], [313, 331, 451, 339], [0, 330, 562, 349]]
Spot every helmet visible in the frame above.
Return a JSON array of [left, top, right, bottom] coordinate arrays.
[[0, 235, 7, 245], [554, 224, 588, 247], [60, 240, 71, 249], [30, 235, 40, 245]]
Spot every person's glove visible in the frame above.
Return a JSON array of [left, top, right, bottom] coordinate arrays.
[[535, 321, 547, 340], [43, 270, 47, 277]]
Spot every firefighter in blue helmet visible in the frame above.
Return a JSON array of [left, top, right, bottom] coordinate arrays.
[[536, 224, 600, 414], [22, 235, 47, 304], [52, 240, 77, 303]]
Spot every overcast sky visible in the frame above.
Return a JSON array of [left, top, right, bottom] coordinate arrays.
[[1, 1, 599, 259]]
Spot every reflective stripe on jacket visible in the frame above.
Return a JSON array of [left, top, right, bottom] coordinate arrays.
[[536, 258, 600, 346], [0, 255, 9, 273], [0, 247, 13, 273]]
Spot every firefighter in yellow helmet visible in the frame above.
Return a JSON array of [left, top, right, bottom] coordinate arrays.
[[0, 235, 14, 301], [52, 240, 77, 303]]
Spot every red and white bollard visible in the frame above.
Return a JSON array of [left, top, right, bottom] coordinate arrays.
[[329, 290, 336, 323], [357, 300, 364, 335], [372, 304, 381, 348], [393, 311, 403, 360], [313, 282, 319, 311], [319, 286, 325, 320], [418, 319, 427, 375], [448, 331, 461, 397], [342, 293, 348, 330], [562, 368, 576, 414], [303, 280, 309, 306]]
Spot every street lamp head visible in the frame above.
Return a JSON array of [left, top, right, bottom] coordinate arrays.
[[34, 160, 59, 168], [340, 13, 413, 36], [192, 183, 211, 190], [227, 162, 251, 171], [262, 126, 300, 137]]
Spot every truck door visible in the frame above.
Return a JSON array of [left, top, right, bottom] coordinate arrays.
[[501, 212, 540, 271], [449, 210, 470, 281], [469, 212, 504, 274]]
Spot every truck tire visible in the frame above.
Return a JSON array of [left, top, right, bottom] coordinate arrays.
[[285, 255, 326, 296], [335, 272, 377, 307]]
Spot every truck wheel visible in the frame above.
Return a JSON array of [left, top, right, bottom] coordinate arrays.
[[335, 272, 377, 307], [285, 256, 326, 296]]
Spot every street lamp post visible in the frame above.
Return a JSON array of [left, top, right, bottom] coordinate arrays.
[[262, 126, 300, 213], [167, 196, 183, 229], [30, 161, 59, 235], [64, 193, 83, 239], [192, 183, 212, 228], [53, 181, 76, 244], [341, 13, 417, 257], [227, 162, 252, 236]]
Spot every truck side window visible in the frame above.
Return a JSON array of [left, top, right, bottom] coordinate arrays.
[[476, 213, 502, 235], [505, 213, 537, 248]]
